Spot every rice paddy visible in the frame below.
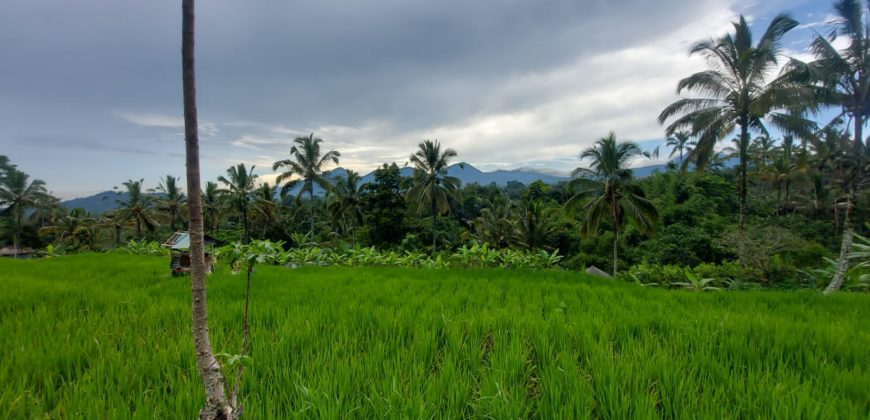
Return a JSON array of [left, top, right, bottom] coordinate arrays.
[[1, 254, 868, 418]]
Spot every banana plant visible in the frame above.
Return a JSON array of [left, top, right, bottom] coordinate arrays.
[[672, 269, 721, 291]]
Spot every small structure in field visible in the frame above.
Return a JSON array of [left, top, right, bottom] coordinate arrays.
[[0, 246, 34, 259], [162, 232, 216, 276], [585, 265, 612, 278]]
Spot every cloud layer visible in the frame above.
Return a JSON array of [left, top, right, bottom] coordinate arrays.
[[0, 0, 826, 197]]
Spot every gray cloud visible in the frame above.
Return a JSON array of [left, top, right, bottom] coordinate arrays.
[[0, 0, 825, 197]]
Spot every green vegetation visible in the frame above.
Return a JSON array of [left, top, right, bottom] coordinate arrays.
[[2, 254, 868, 418]]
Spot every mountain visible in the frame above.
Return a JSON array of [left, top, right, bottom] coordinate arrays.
[[60, 162, 671, 214], [61, 191, 126, 215]]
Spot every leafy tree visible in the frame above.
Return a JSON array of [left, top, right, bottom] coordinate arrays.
[[658, 14, 808, 264], [567, 132, 659, 276], [116, 179, 158, 239], [361, 163, 407, 248], [406, 140, 462, 252], [327, 170, 365, 247], [154, 175, 187, 231], [272, 133, 340, 242], [218, 163, 257, 244]]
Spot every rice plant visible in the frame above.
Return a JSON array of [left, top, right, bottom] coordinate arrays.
[[1, 254, 868, 418]]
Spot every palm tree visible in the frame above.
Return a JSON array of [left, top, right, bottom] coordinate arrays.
[[566, 132, 659, 276], [750, 135, 777, 170], [0, 168, 49, 254], [101, 209, 130, 247], [218, 164, 257, 244], [406, 139, 462, 252], [658, 14, 807, 263], [784, 0, 870, 293], [251, 182, 278, 238], [473, 197, 514, 248], [272, 133, 340, 242], [665, 131, 692, 166], [154, 175, 187, 231], [181, 1, 235, 416], [327, 170, 365, 247], [116, 179, 158, 239], [201, 181, 224, 233], [511, 200, 560, 251], [38, 207, 97, 251]]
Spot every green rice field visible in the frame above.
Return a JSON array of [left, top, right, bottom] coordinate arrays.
[[2, 254, 869, 418]]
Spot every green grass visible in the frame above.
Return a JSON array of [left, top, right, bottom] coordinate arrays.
[[1, 254, 868, 419]]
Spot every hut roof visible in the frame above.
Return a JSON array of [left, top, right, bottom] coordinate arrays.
[[162, 232, 215, 250], [0, 246, 34, 256]]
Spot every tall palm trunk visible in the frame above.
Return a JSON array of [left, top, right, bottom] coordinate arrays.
[[737, 115, 749, 266], [241, 203, 249, 244], [13, 206, 22, 256], [431, 193, 437, 252], [136, 217, 142, 239], [181, 0, 234, 418], [611, 196, 619, 276], [309, 188, 315, 246], [827, 110, 865, 293], [114, 224, 121, 247]]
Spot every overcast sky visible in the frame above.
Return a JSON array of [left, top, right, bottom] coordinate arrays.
[[1, 0, 831, 198]]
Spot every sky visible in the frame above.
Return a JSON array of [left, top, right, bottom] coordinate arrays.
[[1, 0, 834, 199]]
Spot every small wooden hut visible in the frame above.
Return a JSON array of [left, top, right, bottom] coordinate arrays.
[[0, 246, 34, 259], [162, 232, 216, 276]]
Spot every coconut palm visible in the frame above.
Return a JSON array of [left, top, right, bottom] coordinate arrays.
[[665, 131, 693, 166], [511, 200, 560, 251], [750, 135, 778, 170], [658, 14, 809, 264], [473, 197, 514, 248], [154, 175, 186, 231], [251, 182, 278, 238], [406, 139, 462, 252], [566, 132, 659, 276], [218, 163, 257, 244], [327, 170, 365, 247], [201, 181, 224, 233], [28, 194, 63, 228], [0, 168, 49, 254], [783, 0, 870, 292], [116, 179, 158, 240], [101, 209, 130, 247], [38, 207, 97, 250], [272, 133, 340, 242]]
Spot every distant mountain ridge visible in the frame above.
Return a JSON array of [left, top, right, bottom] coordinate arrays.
[[61, 162, 670, 214]]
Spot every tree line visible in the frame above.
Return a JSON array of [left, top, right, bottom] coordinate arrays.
[[2, 1, 869, 292]]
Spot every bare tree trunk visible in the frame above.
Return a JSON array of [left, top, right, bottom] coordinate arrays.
[[182, 1, 235, 418]]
